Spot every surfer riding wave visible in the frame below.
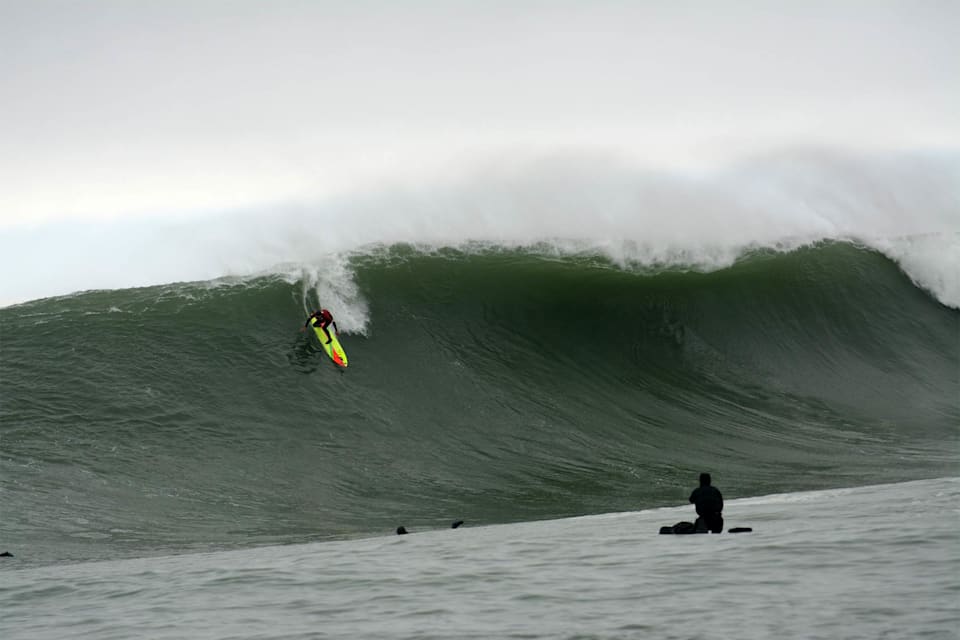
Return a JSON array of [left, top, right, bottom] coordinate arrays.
[[303, 308, 339, 344]]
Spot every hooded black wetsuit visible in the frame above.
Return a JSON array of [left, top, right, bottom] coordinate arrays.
[[689, 474, 724, 533]]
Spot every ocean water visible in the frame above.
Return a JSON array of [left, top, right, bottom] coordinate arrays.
[[2, 242, 958, 564], [2, 478, 958, 639], [1, 150, 958, 637]]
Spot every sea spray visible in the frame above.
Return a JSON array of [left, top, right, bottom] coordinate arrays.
[[2, 148, 956, 308]]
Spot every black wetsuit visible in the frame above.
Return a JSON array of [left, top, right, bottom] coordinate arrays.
[[689, 484, 724, 533]]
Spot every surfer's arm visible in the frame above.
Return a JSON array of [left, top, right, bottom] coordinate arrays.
[[332, 321, 339, 334]]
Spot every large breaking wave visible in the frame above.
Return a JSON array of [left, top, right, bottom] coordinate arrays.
[[2, 240, 957, 565]]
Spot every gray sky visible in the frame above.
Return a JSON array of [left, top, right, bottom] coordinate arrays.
[[2, 0, 958, 225]]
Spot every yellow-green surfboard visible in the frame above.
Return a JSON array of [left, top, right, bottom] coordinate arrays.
[[311, 318, 348, 368]]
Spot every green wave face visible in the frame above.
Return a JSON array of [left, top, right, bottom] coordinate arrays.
[[2, 241, 957, 564]]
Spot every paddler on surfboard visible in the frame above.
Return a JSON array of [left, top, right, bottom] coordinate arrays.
[[302, 308, 339, 344]]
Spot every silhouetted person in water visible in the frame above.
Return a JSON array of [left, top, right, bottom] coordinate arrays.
[[689, 472, 724, 533]]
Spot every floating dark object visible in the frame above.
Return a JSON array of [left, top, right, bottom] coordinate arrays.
[[659, 521, 752, 534], [0, 551, 13, 557], [659, 521, 705, 535], [397, 521, 464, 535]]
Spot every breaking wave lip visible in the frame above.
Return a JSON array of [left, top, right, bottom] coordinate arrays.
[[2, 147, 956, 309], [15, 232, 955, 325], [263, 232, 959, 329], [862, 233, 960, 310]]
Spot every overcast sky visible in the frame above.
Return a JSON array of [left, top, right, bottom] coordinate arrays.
[[2, 0, 958, 226]]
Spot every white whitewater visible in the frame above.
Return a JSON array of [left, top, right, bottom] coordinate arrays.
[[1, 149, 957, 310], [3, 477, 958, 639]]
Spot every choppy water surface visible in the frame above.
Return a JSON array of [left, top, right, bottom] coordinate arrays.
[[2, 478, 957, 639]]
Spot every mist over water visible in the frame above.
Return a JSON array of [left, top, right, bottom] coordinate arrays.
[[2, 148, 957, 309]]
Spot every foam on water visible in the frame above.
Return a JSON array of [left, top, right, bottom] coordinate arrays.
[[2, 478, 957, 640]]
